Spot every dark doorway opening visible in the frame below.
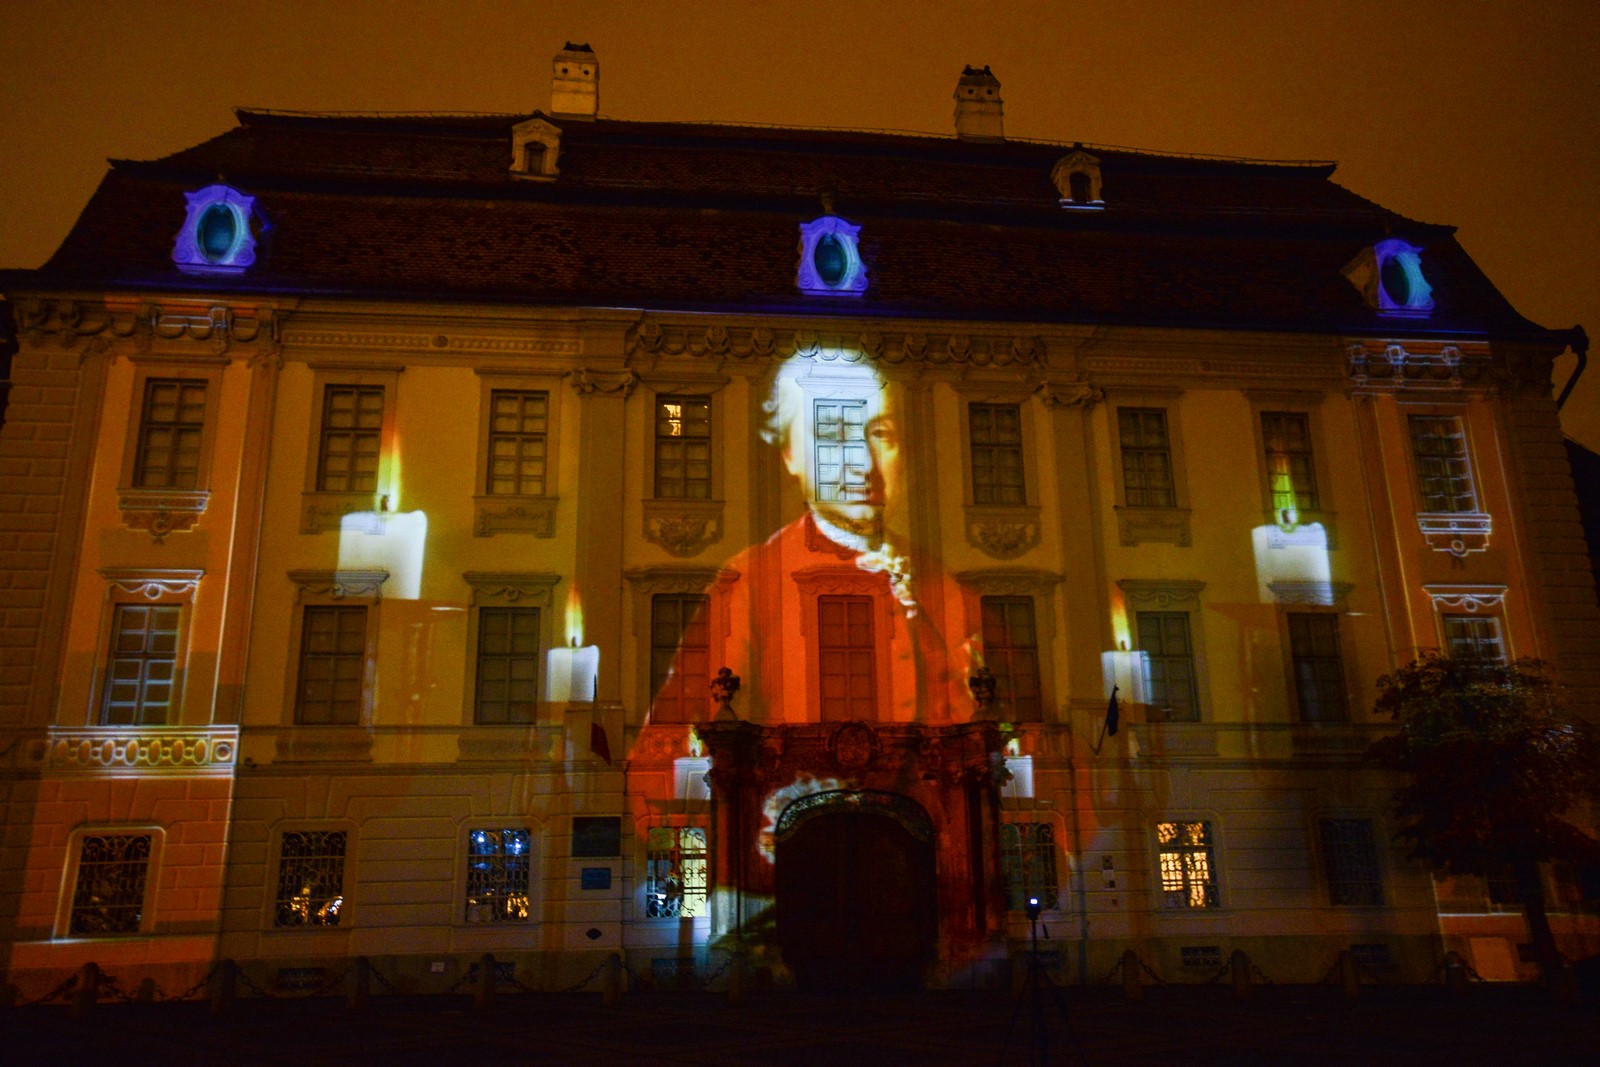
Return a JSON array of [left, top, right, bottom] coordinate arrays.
[[775, 792, 936, 991]]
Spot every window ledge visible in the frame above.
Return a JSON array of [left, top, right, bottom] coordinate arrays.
[[1115, 506, 1192, 547], [34, 726, 239, 776], [1416, 511, 1491, 557], [473, 494, 558, 538], [456, 726, 564, 761], [273, 728, 375, 763], [1259, 509, 1339, 549], [301, 491, 382, 535], [1128, 722, 1215, 757], [118, 488, 209, 543], [643, 498, 725, 558], [964, 504, 1040, 560]]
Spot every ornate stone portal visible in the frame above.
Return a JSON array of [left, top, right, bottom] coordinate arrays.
[[691, 718, 1008, 987]]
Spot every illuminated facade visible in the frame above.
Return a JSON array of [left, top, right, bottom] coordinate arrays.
[[2, 51, 1597, 997]]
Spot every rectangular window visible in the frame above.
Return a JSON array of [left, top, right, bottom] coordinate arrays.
[[295, 605, 367, 725], [316, 385, 384, 493], [645, 827, 708, 919], [486, 390, 549, 496], [654, 395, 711, 499], [465, 828, 532, 923], [133, 379, 207, 489], [650, 595, 709, 722], [970, 402, 1025, 506], [1287, 613, 1348, 723], [475, 607, 540, 724], [102, 604, 180, 725], [1261, 411, 1319, 516], [1157, 821, 1218, 909], [1409, 415, 1478, 513], [813, 400, 869, 503], [981, 596, 1041, 721], [1320, 819, 1383, 907], [274, 830, 347, 927], [1000, 821, 1059, 911], [1443, 614, 1506, 667], [1118, 407, 1176, 508], [1137, 612, 1199, 722], [819, 595, 876, 721], [70, 833, 152, 935]]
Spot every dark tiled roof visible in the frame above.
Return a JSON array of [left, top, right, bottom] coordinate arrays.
[[7, 110, 1551, 339]]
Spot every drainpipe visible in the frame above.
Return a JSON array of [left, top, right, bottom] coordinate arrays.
[[1555, 325, 1588, 411]]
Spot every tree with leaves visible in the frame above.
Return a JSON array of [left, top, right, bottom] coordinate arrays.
[[1366, 654, 1600, 988]]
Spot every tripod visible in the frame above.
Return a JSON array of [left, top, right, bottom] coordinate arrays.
[[1001, 898, 1071, 1066]]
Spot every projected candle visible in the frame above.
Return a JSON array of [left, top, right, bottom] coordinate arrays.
[[546, 644, 599, 703]]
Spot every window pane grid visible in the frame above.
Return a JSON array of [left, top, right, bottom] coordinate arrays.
[[134, 379, 207, 489], [317, 386, 384, 492], [981, 596, 1042, 720], [651, 595, 709, 722], [1261, 411, 1319, 514], [102, 604, 180, 725], [1137, 612, 1199, 722], [814, 400, 869, 503], [487, 390, 549, 496], [275, 830, 347, 927], [1287, 613, 1348, 722], [1000, 822, 1059, 911], [1157, 821, 1218, 909], [654, 396, 712, 499], [1442, 615, 1505, 668], [1409, 415, 1477, 513], [819, 595, 875, 721], [465, 828, 531, 923], [296, 605, 367, 724], [475, 607, 540, 723], [1118, 408, 1176, 508], [1321, 819, 1383, 907], [970, 403, 1025, 505], [646, 826, 708, 918], [70, 834, 152, 935]]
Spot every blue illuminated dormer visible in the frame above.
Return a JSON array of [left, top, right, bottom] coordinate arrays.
[[172, 184, 257, 275], [1344, 237, 1434, 318], [797, 215, 867, 296]]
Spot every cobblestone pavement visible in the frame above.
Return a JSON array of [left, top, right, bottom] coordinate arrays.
[[3, 985, 1596, 1066]]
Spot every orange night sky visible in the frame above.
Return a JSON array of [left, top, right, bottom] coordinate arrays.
[[2, 0, 1596, 448]]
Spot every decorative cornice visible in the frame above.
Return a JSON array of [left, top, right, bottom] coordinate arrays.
[[964, 506, 1042, 560], [473, 494, 557, 538], [568, 367, 637, 397], [287, 569, 388, 602], [282, 330, 579, 356], [954, 567, 1065, 597], [1033, 379, 1104, 409], [463, 571, 561, 607], [15, 297, 281, 359], [1424, 583, 1507, 612], [1346, 341, 1493, 392], [623, 566, 738, 597], [627, 319, 1045, 368], [99, 568, 204, 600], [1416, 512, 1492, 558], [1268, 581, 1354, 607], [1117, 578, 1205, 609]]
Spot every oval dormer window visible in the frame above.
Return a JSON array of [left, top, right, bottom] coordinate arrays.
[[197, 204, 239, 263], [1380, 254, 1411, 308], [814, 234, 848, 287]]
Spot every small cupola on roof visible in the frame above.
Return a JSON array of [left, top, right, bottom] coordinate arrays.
[[954, 65, 1004, 141], [550, 42, 598, 120]]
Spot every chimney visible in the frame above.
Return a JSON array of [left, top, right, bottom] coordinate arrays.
[[953, 65, 1004, 141], [551, 42, 598, 120]]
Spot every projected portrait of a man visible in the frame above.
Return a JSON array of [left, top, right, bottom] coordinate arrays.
[[650, 353, 977, 726]]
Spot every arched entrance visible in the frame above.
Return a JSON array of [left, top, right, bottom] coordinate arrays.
[[774, 790, 936, 991]]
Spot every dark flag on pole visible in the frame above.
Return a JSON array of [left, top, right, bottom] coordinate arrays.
[[590, 722, 612, 764], [1105, 685, 1120, 737]]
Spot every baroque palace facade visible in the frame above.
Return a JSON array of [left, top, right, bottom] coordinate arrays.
[[1, 48, 1597, 996]]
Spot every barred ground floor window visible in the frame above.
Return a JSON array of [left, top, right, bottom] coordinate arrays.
[[646, 827, 707, 919], [1157, 821, 1218, 909], [1000, 820, 1059, 911], [275, 830, 347, 927], [466, 828, 532, 923], [69, 833, 153, 935]]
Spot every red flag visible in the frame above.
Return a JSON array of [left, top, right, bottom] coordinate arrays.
[[590, 722, 612, 764]]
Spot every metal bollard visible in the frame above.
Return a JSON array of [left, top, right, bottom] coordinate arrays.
[[347, 956, 370, 1011], [1230, 950, 1251, 1001], [728, 952, 748, 1004], [135, 977, 158, 1003], [1443, 951, 1468, 999], [474, 953, 496, 1010], [1121, 949, 1144, 1002], [209, 959, 236, 1017], [601, 952, 622, 1006], [70, 962, 99, 1018], [1339, 950, 1361, 1001]]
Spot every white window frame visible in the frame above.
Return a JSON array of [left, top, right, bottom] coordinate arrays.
[[56, 826, 164, 938]]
